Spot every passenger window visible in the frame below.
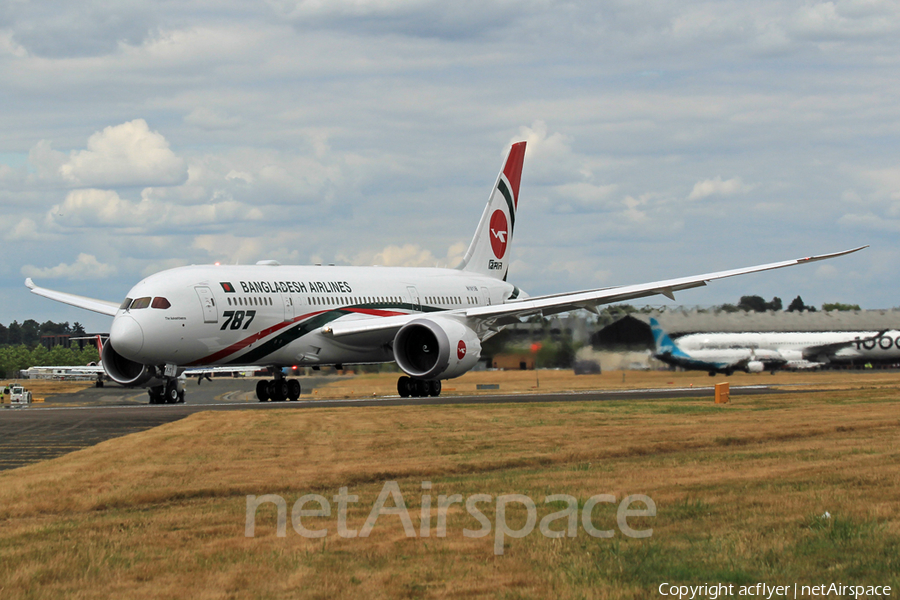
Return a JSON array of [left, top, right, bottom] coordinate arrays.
[[151, 297, 171, 309]]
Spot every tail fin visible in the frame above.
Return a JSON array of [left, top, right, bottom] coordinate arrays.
[[649, 318, 687, 357], [457, 141, 526, 281]]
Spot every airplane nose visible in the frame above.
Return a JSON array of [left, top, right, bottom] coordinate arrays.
[[110, 315, 144, 359]]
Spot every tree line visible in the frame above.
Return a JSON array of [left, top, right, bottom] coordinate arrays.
[[0, 320, 98, 379], [0, 319, 88, 347], [594, 295, 862, 326], [718, 295, 860, 314]]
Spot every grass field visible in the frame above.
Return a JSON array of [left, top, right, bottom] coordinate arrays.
[[1, 370, 898, 598]]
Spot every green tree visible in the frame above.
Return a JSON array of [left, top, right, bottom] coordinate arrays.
[[822, 302, 860, 311], [738, 295, 768, 312], [39, 320, 70, 335], [21, 320, 41, 346], [7, 321, 22, 345], [787, 295, 817, 312], [78, 345, 101, 365], [47, 344, 75, 365]]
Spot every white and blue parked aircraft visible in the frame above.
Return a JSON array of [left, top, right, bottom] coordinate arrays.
[[663, 325, 895, 371], [26, 141, 865, 403], [650, 317, 789, 376]]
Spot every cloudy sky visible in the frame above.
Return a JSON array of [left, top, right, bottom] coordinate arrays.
[[2, 0, 898, 331]]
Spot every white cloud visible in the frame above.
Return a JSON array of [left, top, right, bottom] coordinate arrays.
[[59, 120, 187, 188], [192, 234, 267, 265], [687, 176, 752, 201], [9, 218, 39, 241], [27, 140, 68, 183], [550, 182, 618, 213], [22, 253, 116, 280], [339, 242, 467, 268], [0, 30, 28, 58], [47, 188, 264, 232]]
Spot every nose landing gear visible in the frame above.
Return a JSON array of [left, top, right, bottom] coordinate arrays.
[[148, 378, 185, 404]]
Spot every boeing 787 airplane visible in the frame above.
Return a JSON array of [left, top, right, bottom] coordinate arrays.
[[26, 141, 865, 403]]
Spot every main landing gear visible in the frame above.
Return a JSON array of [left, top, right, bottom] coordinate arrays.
[[256, 372, 301, 402], [397, 376, 441, 398], [148, 378, 184, 404]]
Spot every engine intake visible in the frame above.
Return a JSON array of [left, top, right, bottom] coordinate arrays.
[[101, 341, 156, 387], [393, 318, 481, 380], [746, 360, 764, 373]]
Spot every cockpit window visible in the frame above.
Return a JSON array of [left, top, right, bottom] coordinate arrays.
[[131, 297, 152, 309], [120, 298, 133, 310], [151, 297, 171, 309]]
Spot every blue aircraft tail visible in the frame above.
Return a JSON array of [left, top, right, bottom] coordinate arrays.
[[649, 318, 690, 359]]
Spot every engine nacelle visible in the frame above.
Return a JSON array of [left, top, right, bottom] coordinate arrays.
[[746, 360, 764, 373], [101, 341, 156, 386], [778, 349, 803, 362], [393, 318, 481, 380]]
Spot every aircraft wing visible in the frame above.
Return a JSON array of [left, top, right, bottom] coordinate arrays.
[[25, 278, 119, 317], [470, 246, 867, 321], [27, 365, 105, 375], [799, 330, 884, 360], [325, 246, 867, 341]]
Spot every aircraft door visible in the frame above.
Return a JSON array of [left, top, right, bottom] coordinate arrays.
[[407, 286, 421, 312], [283, 294, 295, 322], [195, 286, 218, 323], [480, 287, 492, 306]]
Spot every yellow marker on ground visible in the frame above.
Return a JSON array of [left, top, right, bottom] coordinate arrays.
[[715, 382, 730, 404]]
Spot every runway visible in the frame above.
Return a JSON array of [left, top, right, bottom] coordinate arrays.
[[0, 378, 783, 472]]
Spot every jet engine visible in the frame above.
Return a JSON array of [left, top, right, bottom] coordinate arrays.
[[746, 361, 764, 373], [101, 341, 156, 386], [778, 349, 803, 362], [393, 317, 481, 380]]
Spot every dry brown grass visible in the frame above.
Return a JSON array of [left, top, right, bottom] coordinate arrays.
[[1, 371, 899, 599], [311, 367, 900, 398]]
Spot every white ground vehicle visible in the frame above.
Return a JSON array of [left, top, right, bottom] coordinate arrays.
[[3, 384, 32, 407]]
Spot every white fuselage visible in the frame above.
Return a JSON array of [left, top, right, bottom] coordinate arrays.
[[675, 330, 900, 362], [110, 264, 521, 369]]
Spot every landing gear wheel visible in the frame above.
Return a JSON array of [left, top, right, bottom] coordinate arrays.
[[415, 379, 429, 397], [398, 376, 411, 398], [428, 380, 441, 397], [268, 380, 288, 402], [165, 380, 179, 404], [148, 386, 163, 404], [256, 380, 270, 402], [287, 379, 301, 401]]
